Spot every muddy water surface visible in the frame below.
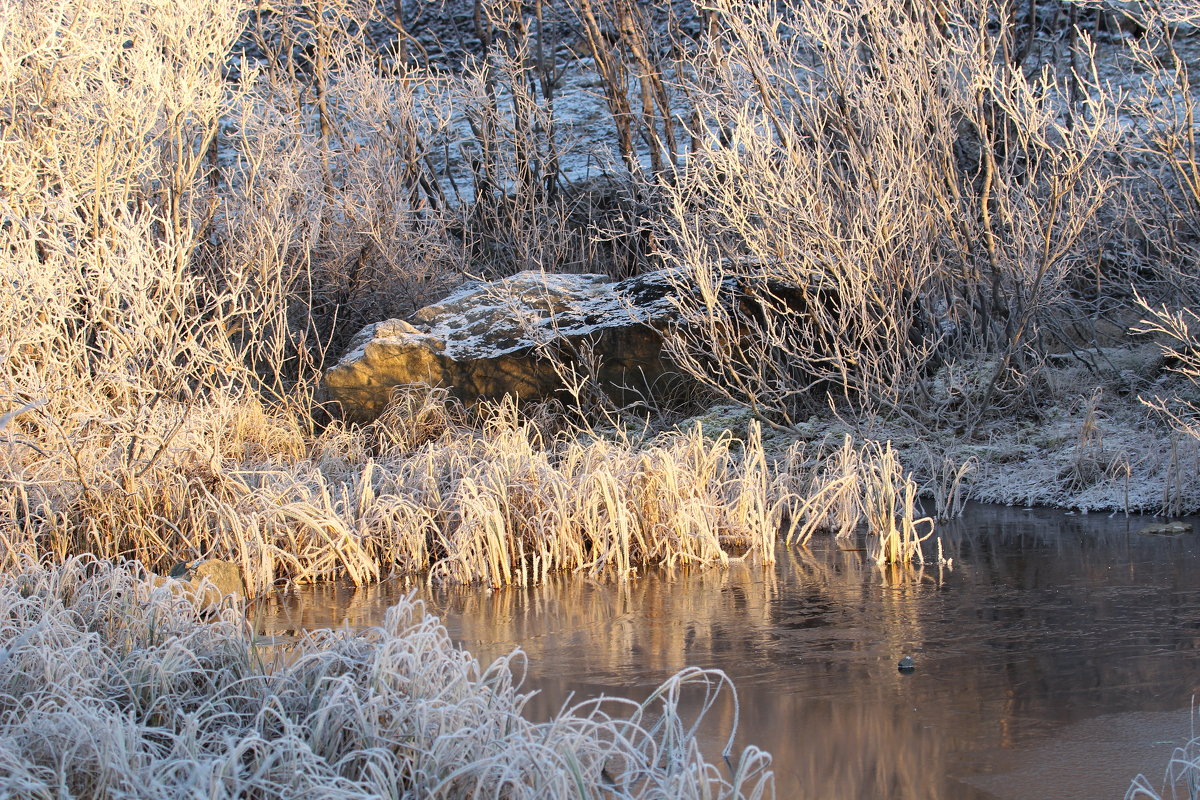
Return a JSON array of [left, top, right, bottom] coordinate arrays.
[[255, 505, 1200, 799]]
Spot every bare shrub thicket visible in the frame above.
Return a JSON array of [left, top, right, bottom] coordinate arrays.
[[231, 0, 466, 354], [0, 558, 774, 798], [1099, 0, 1200, 480], [1066, 0, 1200, 326], [1136, 301, 1200, 475], [0, 0, 289, 571], [655, 0, 1123, 427], [571, 0, 687, 181]]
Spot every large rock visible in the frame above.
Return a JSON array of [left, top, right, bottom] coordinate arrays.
[[324, 270, 686, 420]]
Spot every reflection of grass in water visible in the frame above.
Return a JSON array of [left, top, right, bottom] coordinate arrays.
[[0, 558, 773, 799], [256, 514, 1200, 799], [439, 546, 951, 798], [259, 540, 950, 687]]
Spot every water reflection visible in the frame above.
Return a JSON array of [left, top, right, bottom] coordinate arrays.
[[254, 505, 1200, 799]]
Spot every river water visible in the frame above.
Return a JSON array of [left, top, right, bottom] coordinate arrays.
[[253, 505, 1200, 799]]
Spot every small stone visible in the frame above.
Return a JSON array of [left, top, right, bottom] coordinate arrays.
[[898, 656, 916, 672]]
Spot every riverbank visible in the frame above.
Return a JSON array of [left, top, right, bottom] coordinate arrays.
[[2, 352, 1195, 599], [684, 339, 1199, 516]]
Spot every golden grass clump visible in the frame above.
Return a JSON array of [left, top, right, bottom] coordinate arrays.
[[783, 438, 938, 566], [0, 557, 774, 798], [0, 390, 789, 595]]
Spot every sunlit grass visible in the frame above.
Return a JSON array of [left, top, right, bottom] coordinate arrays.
[[0, 391, 789, 594], [783, 438, 938, 565]]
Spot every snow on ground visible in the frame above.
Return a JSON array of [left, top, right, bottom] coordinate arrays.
[[681, 344, 1200, 515]]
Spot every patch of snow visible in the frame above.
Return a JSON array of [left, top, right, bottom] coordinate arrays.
[[336, 270, 677, 363]]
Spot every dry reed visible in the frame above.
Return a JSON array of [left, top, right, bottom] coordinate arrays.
[[782, 438, 939, 566], [0, 391, 788, 595]]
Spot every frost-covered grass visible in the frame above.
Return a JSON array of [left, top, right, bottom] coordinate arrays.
[[680, 350, 1200, 516], [0, 557, 774, 799], [1128, 732, 1200, 799]]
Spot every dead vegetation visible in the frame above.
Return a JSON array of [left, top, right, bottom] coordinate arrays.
[[6, 5, 1200, 793], [0, 0, 1199, 598], [0, 388, 791, 596]]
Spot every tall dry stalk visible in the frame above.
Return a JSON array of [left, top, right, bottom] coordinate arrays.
[[783, 438, 937, 565], [861, 442, 937, 566], [920, 447, 978, 520], [783, 438, 865, 546]]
